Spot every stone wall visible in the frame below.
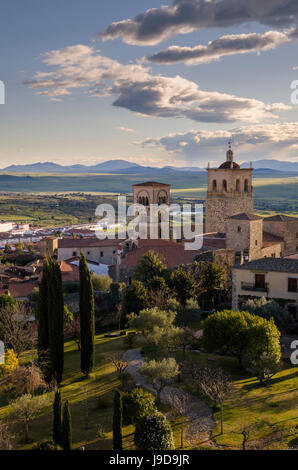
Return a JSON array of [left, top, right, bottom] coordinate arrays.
[[206, 193, 254, 233], [263, 219, 298, 255]]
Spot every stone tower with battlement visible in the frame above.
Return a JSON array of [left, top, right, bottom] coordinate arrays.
[[205, 144, 254, 233]]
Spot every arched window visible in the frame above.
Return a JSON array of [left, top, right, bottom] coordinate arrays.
[[244, 179, 249, 192], [236, 179, 240, 192], [212, 180, 217, 191], [223, 180, 227, 192], [138, 197, 142, 204], [145, 197, 149, 206]]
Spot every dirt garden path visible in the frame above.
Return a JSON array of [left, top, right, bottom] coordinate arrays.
[[123, 348, 216, 447]]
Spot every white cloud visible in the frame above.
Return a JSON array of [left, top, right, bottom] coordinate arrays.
[[99, 0, 298, 46], [147, 31, 290, 65], [24, 44, 290, 124], [117, 126, 135, 133], [140, 123, 298, 162]]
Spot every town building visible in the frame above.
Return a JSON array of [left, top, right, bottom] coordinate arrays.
[[205, 144, 253, 233], [57, 237, 123, 266], [232, 258, 298, 319]]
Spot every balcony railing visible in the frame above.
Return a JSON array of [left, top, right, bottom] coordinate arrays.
[[241, 282, 269, 293]]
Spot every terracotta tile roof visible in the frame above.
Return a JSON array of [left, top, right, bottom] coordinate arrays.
[[0, 281, 37, 298], [137, 239, 180, 247], [120, 244, 199, 269], [264, 214, 298, 222], [38, 261, 80, 283], [262, 231, 284, 247], [133, 181, 170, 187], [229, 213, 263, 221], [58, 237, 125, 249]]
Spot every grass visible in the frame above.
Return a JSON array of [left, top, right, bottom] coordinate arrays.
[[0, 333, 133, 450], [0, 333, 186, 450], [174, 351, 298, 449], [0, 333, 297, 450]]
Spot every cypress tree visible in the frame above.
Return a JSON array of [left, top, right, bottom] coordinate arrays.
[[113, 389, 123, 451], [53, 390, 62, 446], [79, 253, 95, 377], [48, 259, 64, 384], [62, 400, 72, 451], [37, 257, 50, 361]]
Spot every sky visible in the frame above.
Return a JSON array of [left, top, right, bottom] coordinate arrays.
[[1, 0, 298, 168]]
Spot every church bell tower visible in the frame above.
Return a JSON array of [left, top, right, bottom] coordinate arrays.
[[205, 141, 254, 233]]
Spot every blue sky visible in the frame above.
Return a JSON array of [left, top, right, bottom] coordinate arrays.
[[1, 0, 298, 168]]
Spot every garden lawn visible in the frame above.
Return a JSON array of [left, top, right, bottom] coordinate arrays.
[[176, 351, 298, 449], [0, 333, 135, 450]]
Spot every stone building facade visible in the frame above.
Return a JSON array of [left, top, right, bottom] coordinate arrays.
[[263, 215, 298, 256], [206, 145, 253, 233], [133, 181, 171, 239]]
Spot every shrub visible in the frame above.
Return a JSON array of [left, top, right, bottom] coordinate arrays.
[[0, 350, 18, 378], [242, 297, 292, 330], [97, 396, 111, 409], [134, 413, 175, 450], [9, 364, 47, 396], [122, 388, 156, 424], [0, 294, 17, 309], [32, 440, 62, 450], [92, 274, 112, 292], [124, 332, 137, 348]]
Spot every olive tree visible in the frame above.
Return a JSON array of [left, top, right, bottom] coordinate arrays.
[[140, 358, 179, 404]]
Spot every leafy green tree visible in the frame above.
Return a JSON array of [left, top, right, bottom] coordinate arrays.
[[36, 258, 50, 360], [15, 242, 24, 254], [36, 257, 64, 384], [135, 251, 168, 284], [123, 281, 149, 316], [62, 400, 72, 451], [140, 358, 180, 404], [113, 389, 123, 451], [202, 310, 252, 368], [134, 413, 174, 450], [147, 276, 169, 293], [128, 307, 176, 337], [109, 282, 125, 306], [242, 297, 292, 330], [8, 394, 49, 442], [170, 267, 196, 305], [79, 253, 95, 377], [122, 388, 156, 425], [4, 244, 12, 254], [91, 274, 112, 291], [148, 325, 182, 355], [250, 353, 281, 386], [247, 316, 281, 366], [203, 310, 281, 370], [53, 390, 62, 446], [195, 261, 226, 308], [48, 258, 64, 384]]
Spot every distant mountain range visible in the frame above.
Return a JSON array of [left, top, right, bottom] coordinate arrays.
[[2, 159, 298, 174]]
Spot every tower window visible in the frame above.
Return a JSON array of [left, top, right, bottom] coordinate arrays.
[[255, 240, 258, 246], [222, 180, 227, 192], [236, 179, 240, 192], [212, 180, 217, 191], [238, 226, 241, 233], [244, 179, 249, 192]]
